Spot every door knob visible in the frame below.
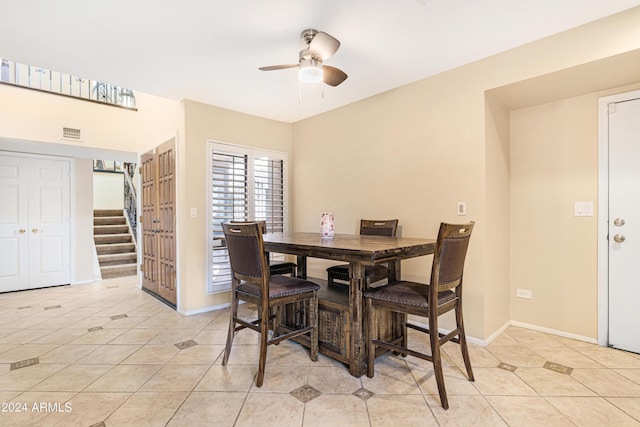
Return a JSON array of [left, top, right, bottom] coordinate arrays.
[[32, 228, 38, 233], [614, 218, 626, 227], [18, 229, 26, 234], [613, 234, 626, 243]]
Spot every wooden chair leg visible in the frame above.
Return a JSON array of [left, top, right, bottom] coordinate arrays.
[[222, 291, 239, 366], [456, 304, 474, 381], [271, 306, 281, 342], [429, 317, 449, 410], [256, 305, 270, 387], [401, 312, 408, 353], [309, 293, 318, 362], [365, 298, 375, 378]]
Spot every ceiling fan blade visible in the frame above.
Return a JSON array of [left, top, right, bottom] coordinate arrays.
[[322, 65, 348, 87], [259, 64, 298, 71], [309, 31, 340, 61]]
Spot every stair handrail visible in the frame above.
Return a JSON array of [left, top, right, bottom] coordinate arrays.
[[123, 163, 137, 242]]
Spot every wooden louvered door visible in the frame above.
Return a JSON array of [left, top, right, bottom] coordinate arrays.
[[141, 139, 176, 305]]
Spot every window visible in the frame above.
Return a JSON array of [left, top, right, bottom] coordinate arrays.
[[207, 142, 288, 293]]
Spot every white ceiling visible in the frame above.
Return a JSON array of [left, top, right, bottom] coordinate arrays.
[[2, 0, 639, 123]]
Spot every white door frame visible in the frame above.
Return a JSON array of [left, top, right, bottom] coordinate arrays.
[[597, 89, 640, 346]]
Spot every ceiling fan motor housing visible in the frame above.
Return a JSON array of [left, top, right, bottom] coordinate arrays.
[[301, 29, 319, 45]]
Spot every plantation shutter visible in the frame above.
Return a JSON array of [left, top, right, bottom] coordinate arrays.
[[208, 143, 288, 293]]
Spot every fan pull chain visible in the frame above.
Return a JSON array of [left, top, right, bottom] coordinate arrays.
[[298, 80, 303, 103]]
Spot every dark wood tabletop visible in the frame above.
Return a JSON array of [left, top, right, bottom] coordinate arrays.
[[263, 232, 436, 265]]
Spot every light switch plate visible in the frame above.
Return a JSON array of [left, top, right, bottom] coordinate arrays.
[[457, 202, 466, 216], [516, 288, 532, 299], [574, 201, 593, 217]]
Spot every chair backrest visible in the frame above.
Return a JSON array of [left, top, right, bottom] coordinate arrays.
[[222, 222, 268, 285], [360, 219, 399, 237], [229, 220, 268, 233], [430, 222, 474, 294]]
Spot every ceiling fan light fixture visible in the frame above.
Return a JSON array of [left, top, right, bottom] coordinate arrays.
[[298, 63, 323, 84]]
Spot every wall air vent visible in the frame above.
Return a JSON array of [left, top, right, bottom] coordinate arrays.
[[62, 127, 82, 141]]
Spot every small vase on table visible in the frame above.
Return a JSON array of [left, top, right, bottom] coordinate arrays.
[[320, 212, 335, 238]]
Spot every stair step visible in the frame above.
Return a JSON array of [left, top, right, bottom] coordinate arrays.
[[94, 224, 130, 235], [93, 210, 136, 276], [94, 209, 124, 217], [98, 252, 137, 266], [101, 264, 137, 279], [94, 216, 126, 226], [96, 242, 136, 255], [94, 234, 132, 244]]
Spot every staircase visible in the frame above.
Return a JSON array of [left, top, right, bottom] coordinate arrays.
[[94, 209, 137, 279]]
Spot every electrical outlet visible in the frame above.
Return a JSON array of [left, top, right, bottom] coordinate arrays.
[[516, 288, 532, 299]]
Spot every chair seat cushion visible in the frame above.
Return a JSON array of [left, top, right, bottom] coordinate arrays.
[[269, 261, 297, 268], [237, 275, 319, 299], [269, 261, 297, 275], [327, 264, 389, 282], [363, 281, 456, 309]]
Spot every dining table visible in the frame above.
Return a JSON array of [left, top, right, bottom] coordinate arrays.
[[263, 232, 436, 377]]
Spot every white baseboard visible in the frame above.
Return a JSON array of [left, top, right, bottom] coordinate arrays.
[[407, 319, 595, 347], [71, 277, 101, 286], [509, 320, 597, 344], [180, 301, 234, 316], [473, 321, 511, 347]]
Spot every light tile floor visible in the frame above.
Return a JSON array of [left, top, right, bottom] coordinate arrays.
[[1, 276, 640, 426]]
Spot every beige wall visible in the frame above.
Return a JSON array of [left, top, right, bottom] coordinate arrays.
[[484, 93, 511, 337], [510, 92, 599, 338], [73, 158, 100, 283], [93, 172, 124, 209], [291, 7, 640, 340], [178, 100, 292, 313]]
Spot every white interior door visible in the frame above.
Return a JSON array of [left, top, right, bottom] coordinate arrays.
[[0, 156, 29, 291], [28, 158, 70, 288], [608, 96, 640, 354], [0, 155, 70, 292]]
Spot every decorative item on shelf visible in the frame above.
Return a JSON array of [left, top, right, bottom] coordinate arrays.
[[321, 212, 335, 238]]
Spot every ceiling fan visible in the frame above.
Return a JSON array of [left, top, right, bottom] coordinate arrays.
[[259, 29, 348, 87]]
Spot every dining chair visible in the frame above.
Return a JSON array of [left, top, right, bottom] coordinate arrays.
[[221, 222, 319, 387], [363, 222, 474, 410], [229, 220, 297, 277], [326, 219, 399, 287]]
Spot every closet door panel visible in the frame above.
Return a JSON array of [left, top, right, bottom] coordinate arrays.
[[0, 157, 29, 291], [28, 158, 70, 288]]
